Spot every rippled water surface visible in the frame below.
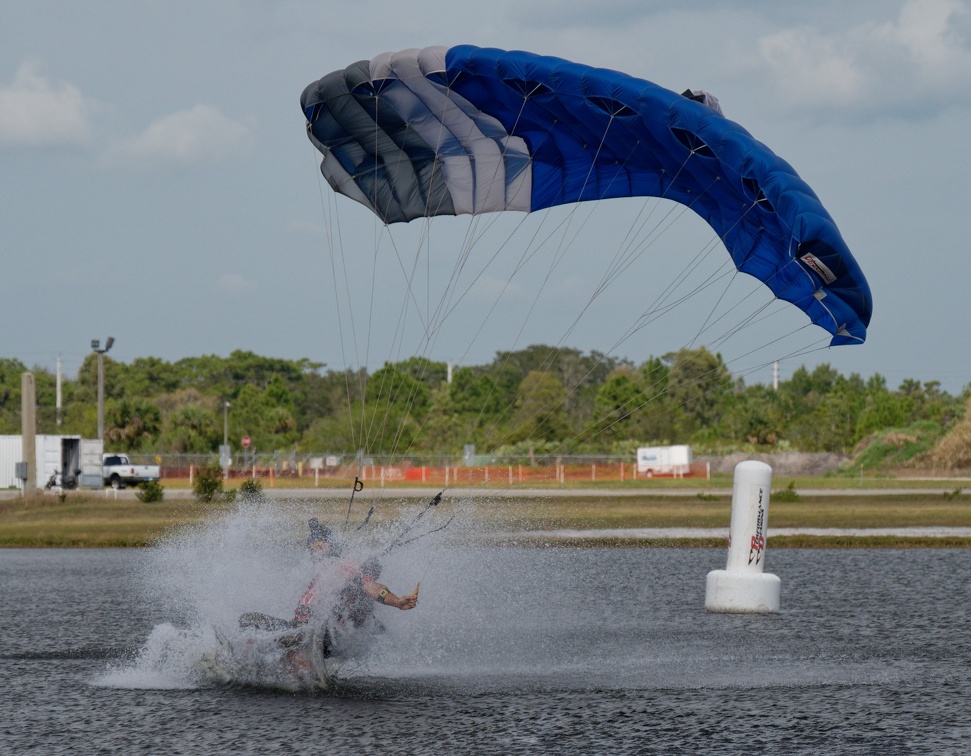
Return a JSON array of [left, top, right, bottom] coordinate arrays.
[[2, 531, 969, 753]]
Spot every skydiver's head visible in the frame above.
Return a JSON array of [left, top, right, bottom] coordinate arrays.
[[307, 517, 340, 558]]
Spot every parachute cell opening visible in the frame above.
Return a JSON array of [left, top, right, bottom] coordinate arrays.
[[352, 79, 396, 97], [586, 96, 638, 118], [742, 177, 774, 212], [502, 78, 554, 99], [670, 127, 716, 159]]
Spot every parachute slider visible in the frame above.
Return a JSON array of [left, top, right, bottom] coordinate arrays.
[[344, 475, 365, 526], [681, 89, 723, 115]]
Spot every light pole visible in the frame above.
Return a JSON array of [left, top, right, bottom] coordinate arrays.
[[91, 337, 114, 441], [221, 401, 231, 477], [223, 401, 230, 446]]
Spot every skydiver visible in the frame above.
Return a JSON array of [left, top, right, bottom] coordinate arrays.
[[238, 518, 417, 635]]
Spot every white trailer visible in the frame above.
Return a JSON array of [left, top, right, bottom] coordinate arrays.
[[636, 445, 693, 477], [0, 435, 104, 490]]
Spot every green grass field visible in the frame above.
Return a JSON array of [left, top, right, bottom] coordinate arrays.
[[1, 488, 969, 548]]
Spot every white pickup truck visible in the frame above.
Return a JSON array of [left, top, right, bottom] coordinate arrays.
[[102, 453, 161, 489]]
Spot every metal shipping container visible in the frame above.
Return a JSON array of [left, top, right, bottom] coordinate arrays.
[[0, 435, 104, 490], [0, 436, 22, 489]]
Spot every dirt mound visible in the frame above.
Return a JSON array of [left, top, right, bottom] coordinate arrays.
[[703, 451, 849, 477], [920, 397, 971, 470]]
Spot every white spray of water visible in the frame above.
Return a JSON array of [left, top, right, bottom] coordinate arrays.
[[95, 495, 463, 690], [96, 623, 217, 690]]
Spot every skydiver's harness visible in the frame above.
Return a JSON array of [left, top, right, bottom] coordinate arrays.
[[336, 571, 377, 627]]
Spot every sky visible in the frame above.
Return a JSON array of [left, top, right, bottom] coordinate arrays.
[[3, 0, 970, 392]]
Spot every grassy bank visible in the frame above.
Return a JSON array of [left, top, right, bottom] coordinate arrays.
[[1, 489, 969, 548], [498, 535, 971, 549], [469, 493, 971, 530], [0, 495, 229, 547], [158, 474, 971, 491]]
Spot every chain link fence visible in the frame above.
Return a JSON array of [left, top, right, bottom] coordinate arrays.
[[122, 451, 711, 485]]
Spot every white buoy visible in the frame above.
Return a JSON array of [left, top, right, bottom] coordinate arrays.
[[705, 460, 781, 613]]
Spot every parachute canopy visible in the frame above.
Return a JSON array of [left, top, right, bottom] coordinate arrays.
[[301, 45, 871, 345]]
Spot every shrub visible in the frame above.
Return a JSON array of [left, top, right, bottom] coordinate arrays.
[[237, 478, 264, 502], [193, 463, 225, 503], [772, 480, 801, 503], [136, 480, 165, 503]]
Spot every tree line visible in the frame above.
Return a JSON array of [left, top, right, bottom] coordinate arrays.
[[0, 346, 965, 457]]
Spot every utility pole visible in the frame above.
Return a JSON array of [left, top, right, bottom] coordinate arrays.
[[56, 354, 62, 427], [21, 373, 36, 496], [224, 401, 230, 446], [91, 337, 115, 441], [773, 361, 779, 391], [220, 401, 231, 478]]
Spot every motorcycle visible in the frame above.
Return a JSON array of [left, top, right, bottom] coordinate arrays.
[[44, 469, 80, 491]]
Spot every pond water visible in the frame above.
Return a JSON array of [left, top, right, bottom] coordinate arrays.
[[1, 501, 969, 754]]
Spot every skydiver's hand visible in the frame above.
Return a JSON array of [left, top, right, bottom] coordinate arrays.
[[396, 593, 418, 610]]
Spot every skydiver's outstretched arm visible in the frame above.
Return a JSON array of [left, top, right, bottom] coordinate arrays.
[[361, 576, 417, 610]]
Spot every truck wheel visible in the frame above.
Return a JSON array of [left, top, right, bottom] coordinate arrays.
[[110, 475, 124, 490]]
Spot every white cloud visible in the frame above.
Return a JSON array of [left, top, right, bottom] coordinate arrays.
[[759, 27, 868, 108], [105, 104, 256, 169], [757, 0, 971, 119], [0, 62, 96, 148], [875, 0, 970, 70]]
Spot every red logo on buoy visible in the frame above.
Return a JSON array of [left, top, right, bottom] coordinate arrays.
[[748, 488, 766, 565]]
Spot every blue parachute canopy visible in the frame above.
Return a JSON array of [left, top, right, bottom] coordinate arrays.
[[301, 45, 871, 345]]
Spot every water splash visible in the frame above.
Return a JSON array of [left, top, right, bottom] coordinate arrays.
[[96, 493, 460, 691], [96, 623, 215, 690]]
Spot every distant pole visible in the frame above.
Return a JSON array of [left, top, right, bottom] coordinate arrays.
[[56, 354, 62, 427], [773, 361, 779, 391], [97, 351, 104, 440], [91, 337, 115, 442], [220, 401, 232, 478], [21, 373, 36, 495]]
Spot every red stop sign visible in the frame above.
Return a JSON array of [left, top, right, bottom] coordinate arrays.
[[242, 436, 251, 447]]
